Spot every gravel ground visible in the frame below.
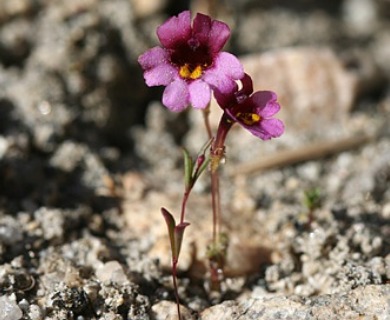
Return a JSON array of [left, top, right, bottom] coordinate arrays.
[[0, 0, 389, 319]]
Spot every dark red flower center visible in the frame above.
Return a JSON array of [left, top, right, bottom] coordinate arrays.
[[170, 40, 212, 80]]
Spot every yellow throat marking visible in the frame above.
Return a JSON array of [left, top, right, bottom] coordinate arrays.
[[179, 64, 203, 80], [236, 112, 261, 126]]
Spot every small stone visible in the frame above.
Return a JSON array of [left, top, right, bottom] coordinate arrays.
[[34, 207, 64, 241], [151, 300, 193, 320], [130, 0, 168, 18], [96, 261, 129, 285], [0, 295, 23, 320], [383, 202, 390, 219], [343, 0, 378, 36], [0, 216, 23, 245], [49, 141, 87, 172], [27, 304, 43, 320], [0, 136, 8, 159], [17, 298, 29, 311]]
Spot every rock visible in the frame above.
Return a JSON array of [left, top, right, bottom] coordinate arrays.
[[0, 0, 38, 23], [34, 207, 65, 242], [201, 285, 390, 319], [96, 261, 129, 285], [0, 295, 23, 320], [342, 0, 379, 37], [151, 300, 193, 320], [131, 0, 168, 18], [0, 216, 23, 245], [27, 304, 43, 320], [239, 47, 358, 133]]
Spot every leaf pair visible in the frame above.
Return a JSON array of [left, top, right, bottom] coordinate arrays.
[[161, 208, 190, 263], [182, 139, 211, 191]]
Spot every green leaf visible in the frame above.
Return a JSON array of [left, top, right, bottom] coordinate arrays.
[[303, 188, 321, 210], [161, 207, 177, 260], [182, 148, 193, 191]]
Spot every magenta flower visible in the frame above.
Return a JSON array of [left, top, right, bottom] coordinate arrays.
[[215, 74, 284, 140], [138, 11, 244, 112]]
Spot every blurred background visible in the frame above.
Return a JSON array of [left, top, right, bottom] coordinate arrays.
[[1, 0, 388, 210]]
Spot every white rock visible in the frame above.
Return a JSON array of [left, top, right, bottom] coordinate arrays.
[[130, 0, 167, 18], [0, 295, 23, 320], [0, 136, 8, 159], [96, 261, 129, 285], [151, 300, 193, 320]]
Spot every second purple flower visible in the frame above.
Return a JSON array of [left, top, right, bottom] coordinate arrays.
[[215, 74, 285, 140], [138, 11, 244, 112]]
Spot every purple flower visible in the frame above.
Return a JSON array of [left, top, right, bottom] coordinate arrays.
[[138, 11, 244, 112], [215, 74, 284, 140]]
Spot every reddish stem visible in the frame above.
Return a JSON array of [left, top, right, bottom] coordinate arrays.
[[210, 168, 221, 244], [180, 190, 190, 224], [171, 261, 182, 320], [209, 113, 233, 243]]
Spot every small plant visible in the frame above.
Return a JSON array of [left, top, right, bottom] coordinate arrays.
[[302, 188, 322, 229], [138, 10, 284, 319]]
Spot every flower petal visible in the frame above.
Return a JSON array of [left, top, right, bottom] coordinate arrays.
[[247, 118, 285, 140], [143, 63, 177, 86], [188, 80, 211, 109], [157, 11, 192, 49], [138, 47, 170, 70], [213, 83, 238, 109], [162, 79, 190, 112], [204, 52, 244, 91], [238, 74, 254, 97], [209, 20, 230, 53], [215, 52, 244, 79], [192, 13, 212, 46], [250, 91, 280, 117]]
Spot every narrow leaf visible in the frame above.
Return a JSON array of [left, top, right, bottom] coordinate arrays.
[[161, 207, 177, 260], [174, 222, 190, 261], [182, 148, 194, 190], [194, 156, 210, 182], [192, 138, 212, 182], [198, 137, 213, 156]]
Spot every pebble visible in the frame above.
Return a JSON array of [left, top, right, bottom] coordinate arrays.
[[130, 0, 168, 18], [0, 136, 8, 159], [343, 0, 379, 36], [0, 295, 23, 320], [96, 261, 129, 285], [151, 300, 193, 320], [34, 207, 64, 241], [0, 0, 36, 22], [27, 304, 43, 320], [0, 216, 23, 245]]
